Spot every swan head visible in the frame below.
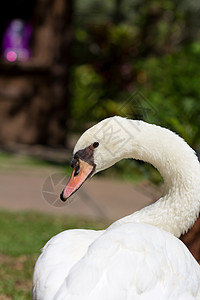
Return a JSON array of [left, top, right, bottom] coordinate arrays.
[[60, 116, 133, 201]]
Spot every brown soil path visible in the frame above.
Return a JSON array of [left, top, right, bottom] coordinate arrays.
[[0, 167, 158, 223]]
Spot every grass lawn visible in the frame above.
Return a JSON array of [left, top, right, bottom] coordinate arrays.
[[0, 210, 106, 299]]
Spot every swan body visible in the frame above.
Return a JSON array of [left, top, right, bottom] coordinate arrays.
[[32, 117, 200, 300]]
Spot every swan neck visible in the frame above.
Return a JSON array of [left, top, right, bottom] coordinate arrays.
[[112, 120, 200, 237]]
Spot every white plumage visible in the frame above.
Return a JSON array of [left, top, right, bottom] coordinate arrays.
[[32, 117, 200, 300]]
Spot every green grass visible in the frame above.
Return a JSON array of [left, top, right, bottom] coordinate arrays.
[[0, 210, 106, 299], [0, 151, 53, 168], [0, 151, 71, 174]]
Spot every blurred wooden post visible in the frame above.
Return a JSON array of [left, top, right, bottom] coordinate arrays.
[[49, 0, 74, 146]]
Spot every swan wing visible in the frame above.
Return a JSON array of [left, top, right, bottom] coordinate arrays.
[[32, 229, 103, 300], [54, 223, 200, 300]]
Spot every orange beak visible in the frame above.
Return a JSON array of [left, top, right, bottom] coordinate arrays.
[[60, 159, 94, 201]]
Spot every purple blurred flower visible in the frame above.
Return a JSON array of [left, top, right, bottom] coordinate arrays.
[[2, 19, 32, 62]]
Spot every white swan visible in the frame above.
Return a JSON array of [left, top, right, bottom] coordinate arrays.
[[32, 116, 200, 300]]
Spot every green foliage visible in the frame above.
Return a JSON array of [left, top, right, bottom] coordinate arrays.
[[136, 42, 200, 149], [70, 65, 104, 128], [71, 0, 200, 129], [70, 0, 200, 180], [71, 43, 200, 146], [76, 0, 114, 24]]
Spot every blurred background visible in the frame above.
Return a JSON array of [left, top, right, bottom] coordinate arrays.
[[0, 0, 200, 298]]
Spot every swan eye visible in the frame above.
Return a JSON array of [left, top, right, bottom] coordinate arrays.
[[74, 164, 80, 177], [93, 142, 99, 148]]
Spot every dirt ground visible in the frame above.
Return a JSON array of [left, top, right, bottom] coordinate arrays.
[[0, 166, 159, 223]]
